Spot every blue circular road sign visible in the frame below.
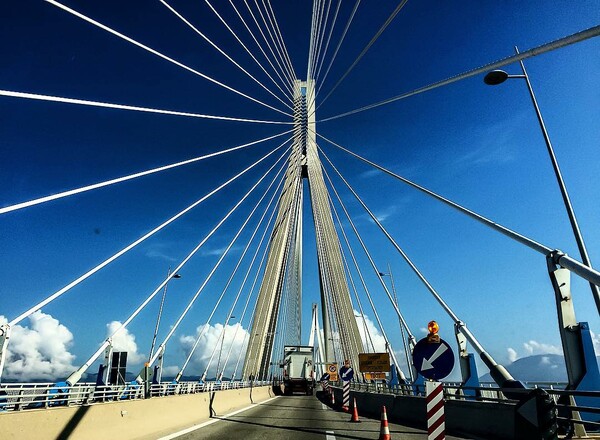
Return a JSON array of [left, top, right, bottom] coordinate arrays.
[[339, 366, 354, 381], [412, 338, 455, 380]]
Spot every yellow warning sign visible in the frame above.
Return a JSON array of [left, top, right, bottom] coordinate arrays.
[[358, 353, 390, 372], [364, 372, 387, 380], [326, 363, 338, 381]]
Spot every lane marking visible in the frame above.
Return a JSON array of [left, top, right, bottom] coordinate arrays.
[[325, 430, 336, 440], [157, 395, 280, 440]]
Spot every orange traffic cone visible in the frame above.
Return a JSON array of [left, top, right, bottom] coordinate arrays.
[[349, 397, 361, 423], [379, 405, 391, 440]]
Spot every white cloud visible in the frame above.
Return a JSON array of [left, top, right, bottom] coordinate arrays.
[[144, 243, 177, 262], [506, 339, 562, 363], [0, 311, 76, 381], [591, 330, 600, 356], [354, 311, 386, 352], [201, 245, 242, 257], [523, 340, 562, 356], [161, 365, 181, 377], [105, 321, 146, 365], [179, 322, 249, 379]]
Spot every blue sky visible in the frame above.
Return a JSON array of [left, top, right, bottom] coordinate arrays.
[[1, 1, 599, 381]]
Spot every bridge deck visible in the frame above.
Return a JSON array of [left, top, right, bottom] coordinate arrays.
[[164, 394, 468, 440]]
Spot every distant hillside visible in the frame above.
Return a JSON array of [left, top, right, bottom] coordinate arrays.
[[480, 354, 569, 383]]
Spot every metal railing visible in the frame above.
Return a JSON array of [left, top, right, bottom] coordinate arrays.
[[0, 380, 267, 412], [343, 380, 600, 434]]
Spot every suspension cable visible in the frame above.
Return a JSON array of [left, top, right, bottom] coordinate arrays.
[[46, 0, 292, 117], [230, 208, 277, 380], [160, 0, 293, 111], [256, 0, 297, 83], [219, 176, 283, 379], [176, 164, 285, 380], [148, 147, 291, 367], [61, 141, 290, 384], [322, 163, 410, 378], [317, 0, 409, 110], [330, 186, 408, 374], [242, 0, 296, 89], [227, 0, 295, 96], [264, 0, 297, 83], [319, 24, 600, 122], [320, 156, 416, 341], [337, 227, 375, 352], [316, 0, 361, 97], [203, 0, 292, 101], [320, 146, 510, 361], [8, 139, 291, 328], [308, 0, 328, 82], [314, 0, 342, 82], [0, 89, 291, 125], [317, 133, 600, 290], [1, 129, 293, 215]]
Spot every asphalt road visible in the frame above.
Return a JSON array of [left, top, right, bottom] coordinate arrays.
[[163, 393, 469, 440]]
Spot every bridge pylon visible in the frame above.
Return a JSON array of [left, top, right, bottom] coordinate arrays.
[[242, 79, 364, 380]]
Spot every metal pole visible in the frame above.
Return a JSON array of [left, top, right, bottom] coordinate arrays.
[[386, 264, 414, 382], [515, 46, 600, 313], [149, 267, 170, 363]]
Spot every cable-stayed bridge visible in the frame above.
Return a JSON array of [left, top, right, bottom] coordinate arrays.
[[1, 1, 599, 439]]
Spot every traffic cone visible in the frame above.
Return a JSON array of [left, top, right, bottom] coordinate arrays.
[[379, 405, 391, 440], [349, 397, 361, 423]]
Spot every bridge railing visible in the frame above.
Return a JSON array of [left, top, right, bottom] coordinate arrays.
[[0, 380, 267, 412], [345, 380, 600, 433]]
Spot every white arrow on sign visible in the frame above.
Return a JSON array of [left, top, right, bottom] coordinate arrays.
[[421, 344, 448, 371]]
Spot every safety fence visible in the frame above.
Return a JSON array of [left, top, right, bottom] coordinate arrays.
[[0, 380, 267, 412], [345, 380, 600, 434]]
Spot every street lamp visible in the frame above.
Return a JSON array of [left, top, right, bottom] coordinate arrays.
[[484, 47, 600, 313], [379, 265, 414, 382], [149, 268, 181, 363], [216, 316, 235, 382]]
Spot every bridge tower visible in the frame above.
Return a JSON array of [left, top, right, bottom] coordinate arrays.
[[242, 80, 364, 380]]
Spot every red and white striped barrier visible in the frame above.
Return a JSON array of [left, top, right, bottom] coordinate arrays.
[[342, 380, 350, 411], [426, 381, 445, 440]]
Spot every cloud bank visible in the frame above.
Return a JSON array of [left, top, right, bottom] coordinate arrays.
[[0, 311, 76, 381], [179, 322, 249, 379]]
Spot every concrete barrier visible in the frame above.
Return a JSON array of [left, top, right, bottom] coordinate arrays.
[[331, 387, 516, 439], [0, 385, 274, 440]]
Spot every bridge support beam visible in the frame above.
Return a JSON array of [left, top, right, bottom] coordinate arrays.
[[547, 254, 600, 394], [0, 323, 11, 383]]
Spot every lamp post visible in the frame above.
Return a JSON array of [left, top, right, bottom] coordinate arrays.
[[149, 268, 181, 362], [145, 268, 180, 391], [484, 47, 600, 313], [380, 265, 414, 382], [216, 316, 235, 382]]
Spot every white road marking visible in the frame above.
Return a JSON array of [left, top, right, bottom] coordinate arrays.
[[325, 430, 336, 440], [157, 395, 280, 440]]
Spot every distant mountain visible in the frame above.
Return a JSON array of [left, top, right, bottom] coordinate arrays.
[[479, 354, 570, 383]]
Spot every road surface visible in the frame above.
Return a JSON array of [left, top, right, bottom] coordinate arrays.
[[161, 393, 469, 439]]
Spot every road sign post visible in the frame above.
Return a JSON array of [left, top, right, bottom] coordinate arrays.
[[326, 363, 338, 382], [426, 381, 445, 440], [358, 353, 390, 372], [413, 322, 455, 381]]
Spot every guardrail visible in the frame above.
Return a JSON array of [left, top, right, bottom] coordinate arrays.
[[0, 380, 267, 412], [345, 380, 600, 435]]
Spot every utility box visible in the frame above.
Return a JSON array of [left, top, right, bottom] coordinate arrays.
[[282, 345, 315, 395]]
